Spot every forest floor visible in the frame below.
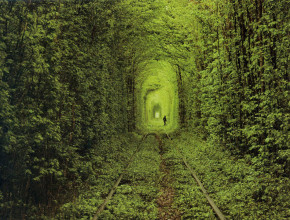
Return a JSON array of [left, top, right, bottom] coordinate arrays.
[[156, 135, 181, 220], [56, 132, 289, 219], [157, 158, 180, 219], [163, 131, 289, 219]]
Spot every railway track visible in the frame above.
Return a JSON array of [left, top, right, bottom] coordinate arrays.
[[165, 134, 226, 220], [93, 133, 226, 220]]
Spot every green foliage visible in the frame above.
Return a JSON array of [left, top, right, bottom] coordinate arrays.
[[57, 134, 160, 219], [163, 136, 216, 219], [176, 0, 289, 175], [0, 0, 288, 218], [166, 132, 290, 219], [102, 135, 160, 219], [0, 0, 131, 218]]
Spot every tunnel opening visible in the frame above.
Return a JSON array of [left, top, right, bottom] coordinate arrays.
[[153, 104, 161, 119], [136, 60, 179, 133]]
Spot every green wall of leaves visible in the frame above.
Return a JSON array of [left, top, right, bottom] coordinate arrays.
[[0, 0, 288, 218]]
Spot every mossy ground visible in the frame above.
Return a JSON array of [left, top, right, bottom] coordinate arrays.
[[164, 131, 290, 219], [56, 132, 289, 219], [56, 134, 161, 219]]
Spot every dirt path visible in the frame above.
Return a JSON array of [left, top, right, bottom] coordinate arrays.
[[156, 135, 181, 220]]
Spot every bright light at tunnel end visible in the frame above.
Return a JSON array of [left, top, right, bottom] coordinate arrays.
[[135, 60, 179, 133]]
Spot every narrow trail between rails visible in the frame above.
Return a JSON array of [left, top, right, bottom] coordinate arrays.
[[156, 134, 181, 220], [93, 132, 226, 220], [165, 134, 226, 220]]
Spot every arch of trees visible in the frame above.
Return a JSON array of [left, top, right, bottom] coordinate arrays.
[[0, 0, 288, 218], [135, 60, 179, 132]]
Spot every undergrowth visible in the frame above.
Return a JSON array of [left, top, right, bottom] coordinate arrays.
[[100, 135, 161, 219], [55, 134, 161, 219], [162, 137, 216, 219], [164, 132, 290, 219]]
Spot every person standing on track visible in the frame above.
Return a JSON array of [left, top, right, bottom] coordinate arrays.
[[163, 115, 167, 126]]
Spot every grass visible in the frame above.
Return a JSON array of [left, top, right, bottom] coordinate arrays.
[[164, 131, 290, 219], [56, 131, 289, 219], [56, 134, 162, 219]]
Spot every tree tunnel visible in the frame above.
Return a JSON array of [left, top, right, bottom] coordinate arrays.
[[136, 61, 179, 132]]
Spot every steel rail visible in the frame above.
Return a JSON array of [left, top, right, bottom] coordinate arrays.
[[92, 134, 149, 220], [165, 134, 226, 220]]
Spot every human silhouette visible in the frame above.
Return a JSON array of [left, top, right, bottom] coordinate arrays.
[[163, 116, 167, 126]]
